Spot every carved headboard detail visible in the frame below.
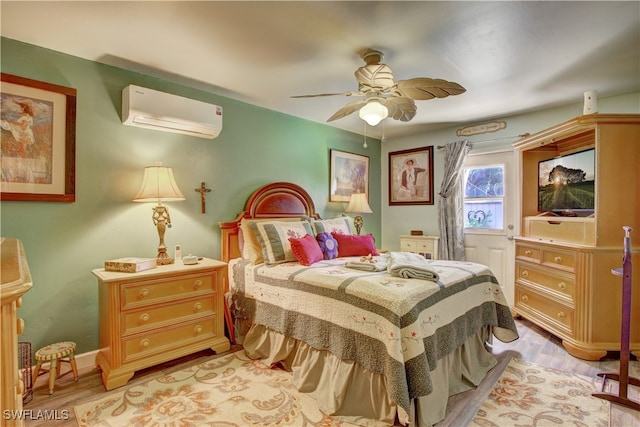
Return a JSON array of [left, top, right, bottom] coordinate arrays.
[[218, 182, 320, 263]]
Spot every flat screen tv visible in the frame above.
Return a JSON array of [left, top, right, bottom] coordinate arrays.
[[538, 148, 595, 215]]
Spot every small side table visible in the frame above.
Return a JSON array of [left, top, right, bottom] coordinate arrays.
[[399, 235, 440, 260]]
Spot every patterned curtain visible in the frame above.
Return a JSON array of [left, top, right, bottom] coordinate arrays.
[[438, 140, 471, 260]]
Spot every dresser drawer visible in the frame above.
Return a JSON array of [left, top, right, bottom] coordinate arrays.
[[121, 273, 214, 310], [515, 286, 574, 335], [515, 263, 575, 300], [400, 240, 417, 252], [122, 296, 214, 336], [542, 249, 575, 272], [515, 244, 542, 262], [122, 317, 216, 363]]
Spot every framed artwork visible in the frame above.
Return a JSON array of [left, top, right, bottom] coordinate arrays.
[[329, 149, 369, 203], [389, 146, 434, 205], [1, 73, 76, 202]]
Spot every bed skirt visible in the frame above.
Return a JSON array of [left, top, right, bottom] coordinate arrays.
[[242, 323, 497, 427]]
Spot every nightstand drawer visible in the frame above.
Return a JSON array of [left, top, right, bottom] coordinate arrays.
[[122, 296, 214, 336], [515, 263, 575, 299], [400, 240, 417, 252], [121, 273, 214, 310], [122, 317, 216, 363]]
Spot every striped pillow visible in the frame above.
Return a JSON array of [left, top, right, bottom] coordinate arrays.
[[250, 220, 314, 265], [311, 217, 352, 235]]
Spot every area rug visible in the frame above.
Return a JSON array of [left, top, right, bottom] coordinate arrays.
[[471, 357, 609, 426], [74, 350, 363, 427]]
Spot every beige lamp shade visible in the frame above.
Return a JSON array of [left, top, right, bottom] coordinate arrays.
[[133, 163, 185, 203], [345, 192, 373, 214]]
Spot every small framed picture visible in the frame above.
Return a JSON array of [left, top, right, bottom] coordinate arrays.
[[329, 149, 369, 203], [1, 73, 77, 202], [389, 146, 434, 205]]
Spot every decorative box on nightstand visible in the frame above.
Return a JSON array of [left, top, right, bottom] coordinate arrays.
[[92, 258, 230, 390], [399, 235, 440, 260]]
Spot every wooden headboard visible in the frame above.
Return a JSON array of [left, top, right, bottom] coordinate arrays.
[[218, 182, 320, 263]]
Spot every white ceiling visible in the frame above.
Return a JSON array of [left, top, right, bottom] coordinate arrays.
[[2, 1, 639, 139]]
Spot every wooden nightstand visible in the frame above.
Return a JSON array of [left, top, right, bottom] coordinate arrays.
[[399, 235, 440, 260], [92, 258, 230, 390]]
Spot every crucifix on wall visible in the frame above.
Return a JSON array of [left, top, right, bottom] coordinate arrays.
[[195, 182, 211, 214]]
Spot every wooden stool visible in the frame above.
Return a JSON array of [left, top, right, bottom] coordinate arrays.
[[33, 341, 79, 394]]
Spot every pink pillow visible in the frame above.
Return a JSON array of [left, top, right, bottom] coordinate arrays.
[[331, 233, 379, 257], [289, 234, 324, 266]]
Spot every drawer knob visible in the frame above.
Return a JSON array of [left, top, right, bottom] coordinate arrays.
[[194, 325, 202, 334], [139, 313, 150, 323], [521, 295, 529, 303], [139, 288, 150, 298], [557, 311, 566, 319], [558, 282, 567, 290], [194, 279, 203, 289], [140, 339, 150, 348], [554, 256, 562, 263], [524, 250, 532, 256], [521, 270, 529, 278], [194, 302, 203, 311]]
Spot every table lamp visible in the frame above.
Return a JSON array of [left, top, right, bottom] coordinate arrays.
[[133, 162, 185, 265], [345, 192, 373, 235]]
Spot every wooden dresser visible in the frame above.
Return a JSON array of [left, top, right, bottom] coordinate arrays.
[[513, 114, 640, 360], [1, 238, 32, 427], [92, 258, 230, 390], [399, 235, 439, 260]]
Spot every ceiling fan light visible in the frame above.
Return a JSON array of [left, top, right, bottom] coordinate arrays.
[[359, 101, 388, 126]]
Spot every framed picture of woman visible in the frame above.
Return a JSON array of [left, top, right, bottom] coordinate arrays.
[[1, 73, 76, 202], [389, 146, 434, 205]]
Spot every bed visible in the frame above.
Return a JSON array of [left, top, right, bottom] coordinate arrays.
[[219, 182, 518, 426]]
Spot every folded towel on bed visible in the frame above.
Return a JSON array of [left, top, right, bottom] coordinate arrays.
[[345, 254, 388, 272], [388, 251, 440, 282]]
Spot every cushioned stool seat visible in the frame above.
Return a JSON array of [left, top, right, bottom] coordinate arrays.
[[33, 341, 78, 394]]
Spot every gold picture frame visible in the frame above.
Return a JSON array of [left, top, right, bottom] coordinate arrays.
[[389, 146, 434, 205], [329, 149, 369, 203], [1, 73, 76, 202]]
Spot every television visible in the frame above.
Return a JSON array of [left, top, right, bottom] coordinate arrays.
[[538, 148, 595, 215]]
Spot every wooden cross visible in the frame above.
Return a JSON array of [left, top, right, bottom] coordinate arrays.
[[195, 182, 211, 214]]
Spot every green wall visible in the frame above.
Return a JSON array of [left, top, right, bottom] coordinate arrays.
[[0, 38, 381, 354]]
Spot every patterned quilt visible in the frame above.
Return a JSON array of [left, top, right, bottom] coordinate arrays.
[[229, 255, 519, 422]]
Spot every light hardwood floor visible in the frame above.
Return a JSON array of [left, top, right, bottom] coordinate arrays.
[[21, 318, 640, 426]]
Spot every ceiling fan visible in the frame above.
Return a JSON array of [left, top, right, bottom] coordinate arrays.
[[291, 49, 466, 126]]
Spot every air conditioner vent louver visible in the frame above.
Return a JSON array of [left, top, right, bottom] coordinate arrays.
[[122, 85, 222, 139]]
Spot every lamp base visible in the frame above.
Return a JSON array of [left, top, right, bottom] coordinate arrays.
[[156, 247, 174, 265]]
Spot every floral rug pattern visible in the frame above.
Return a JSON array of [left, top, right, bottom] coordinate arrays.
[[74, 351, 359, 426], [471, 357, 609, 426]]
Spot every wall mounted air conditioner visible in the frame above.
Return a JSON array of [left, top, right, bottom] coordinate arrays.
[[122, 85, 222, 139]]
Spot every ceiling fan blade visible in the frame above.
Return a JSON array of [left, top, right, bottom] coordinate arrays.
[[327, 99, 367, 122], [382, 97, 417, 122], [290, 91, 360, 98], [393, 78, 466, 100]]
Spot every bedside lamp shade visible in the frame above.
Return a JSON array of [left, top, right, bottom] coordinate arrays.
[[345, 192, 373, 235], [133, 163, 185, 265], [133, 164, 185, 202]]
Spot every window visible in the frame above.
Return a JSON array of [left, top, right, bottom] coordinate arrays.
[[463, 165, 505, 230]]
